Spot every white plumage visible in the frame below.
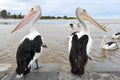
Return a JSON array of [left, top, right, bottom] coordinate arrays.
[[12, 5, 47, 78], [68, 7, 106, 76], [101, 36, 118, 50]]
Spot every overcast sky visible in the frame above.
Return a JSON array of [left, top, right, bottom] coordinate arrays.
[[0, 0, 120, 18]]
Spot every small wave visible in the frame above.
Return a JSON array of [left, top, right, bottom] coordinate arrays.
[[0, 64, 11, 72]]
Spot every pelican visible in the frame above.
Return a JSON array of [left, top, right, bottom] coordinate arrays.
[[68, 8, 106, 76], [101, 36, 118, 50], [67, 22, 81, 38], [11, 5, 47, 78], [112, 32, 120, 39]]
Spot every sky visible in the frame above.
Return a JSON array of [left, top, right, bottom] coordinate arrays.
[[0, 0, 120, 18]]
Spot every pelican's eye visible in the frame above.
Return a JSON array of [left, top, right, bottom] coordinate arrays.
[[31, 8, 34, 11], [83, 9, 86, 12]]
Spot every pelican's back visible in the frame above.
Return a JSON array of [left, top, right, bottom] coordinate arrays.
[[69, 33, 89, 75], [16, 35, 43, 77]]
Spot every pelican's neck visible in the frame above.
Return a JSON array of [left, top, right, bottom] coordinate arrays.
[[30, 12, 41, 33], [30, 22, 37, 33], [101, 36, 107, 48], [77, 16, 88, 33]]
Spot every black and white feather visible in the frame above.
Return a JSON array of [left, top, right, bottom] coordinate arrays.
[[68, 7, 106, 76], [12, 5, 47, 78], [16, 34, 43, 77], [101, 36, 118, 50], [112, 32, 120, 39]]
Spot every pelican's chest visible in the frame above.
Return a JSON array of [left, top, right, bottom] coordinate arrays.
[[26, 32, 40, 40], [21, 32, 40, 42]]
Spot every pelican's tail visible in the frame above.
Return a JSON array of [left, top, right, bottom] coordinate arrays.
[[16, 61, 31, 78], [69, 54, 88, 76]]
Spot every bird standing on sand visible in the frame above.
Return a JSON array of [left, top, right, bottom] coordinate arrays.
[[68, 7, 106, 76], [11, 5, 47, 78], [101, 36, 118, 50]]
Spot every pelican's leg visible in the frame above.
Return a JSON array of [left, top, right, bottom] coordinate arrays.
[[34, 59, 43, 70], [35, 59, 39, 69]]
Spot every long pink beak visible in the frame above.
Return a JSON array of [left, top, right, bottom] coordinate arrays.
[[11, 10, 35, 33], [81, 12, 107, 32]]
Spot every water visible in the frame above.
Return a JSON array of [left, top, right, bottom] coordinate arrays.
[[0, 19, 77, 26], [0, 19, 120, 73], [1, 19, 120, 26]]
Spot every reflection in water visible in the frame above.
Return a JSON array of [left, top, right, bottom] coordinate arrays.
[[101, 49, 107, 61], [92, 49, 108, 62], [93, 47, 120, 63]]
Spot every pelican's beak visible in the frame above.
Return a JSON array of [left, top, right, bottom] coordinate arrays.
[[81, 10, 107, 32], [11, 9, 35, 33]]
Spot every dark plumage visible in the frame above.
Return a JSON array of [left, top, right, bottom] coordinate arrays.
[[69, 23, 74, 28], [106, 42, 117, 46], [69, 34, 89, 76], [16, 35, 43, 76], [71, 31, 79, 35], [101, 36, 118, 50], [68, 7, 106, 77], [115, 32, 120, 36], [112, 32, 120, 39], [12, 5, 48, 78]]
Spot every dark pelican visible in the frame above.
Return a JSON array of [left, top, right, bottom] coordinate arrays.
[[101, 36, 118, 50], [68, 8, 106, 76], [11, 5, 47, 78]]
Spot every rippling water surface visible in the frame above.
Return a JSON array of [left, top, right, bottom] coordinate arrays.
[[0, 19, 120, 72]]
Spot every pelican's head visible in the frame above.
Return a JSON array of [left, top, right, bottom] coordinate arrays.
[[76, 7, 107, 32], [11, 5, 42, 33]]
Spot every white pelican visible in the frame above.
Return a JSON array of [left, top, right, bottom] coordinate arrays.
[[67, 22, 81, 38], [68, 8, 106, 76], [11, 5, 47, 78], [101, 36, 118, 50], [112, 32, 120, 39]]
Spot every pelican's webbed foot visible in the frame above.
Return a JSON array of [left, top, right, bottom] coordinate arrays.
[[33, 60, 43, 70]]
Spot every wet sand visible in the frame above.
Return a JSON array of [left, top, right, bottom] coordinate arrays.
[[0, 19, 120, 74]]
